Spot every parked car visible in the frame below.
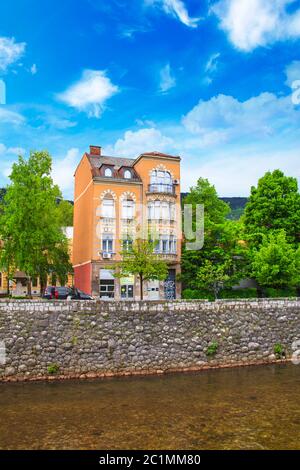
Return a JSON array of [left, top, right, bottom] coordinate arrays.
[[68, 288, 94, 300], [43, 286, 59, 300], [43, 286, 93, 300]]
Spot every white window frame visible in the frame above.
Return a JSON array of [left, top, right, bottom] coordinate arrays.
[[102, 198, 115, 218], [122, 199, 135, 219], [102, 234, 113, 253], [104, 167, 113, 177]]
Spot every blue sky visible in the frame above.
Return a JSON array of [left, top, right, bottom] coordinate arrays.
[[0, 0, 300, 198]]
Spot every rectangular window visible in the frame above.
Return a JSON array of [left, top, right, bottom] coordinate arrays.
[[99, 269, 115, 299], [162, 202, 170, 221], [170, 203, 176, 221], [169, 236, 177, 253], [102, 199, 114, 218], [122, 239, 133, 251], [99, 280, 115, 298], [162, 236, 169, 253], [154, 201, 161, 220], [102, 235, 113, 253], [122, 200, 134, 219]]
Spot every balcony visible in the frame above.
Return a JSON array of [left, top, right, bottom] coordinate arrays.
[[147, 183, 176, 195], [154, 253, 178, 261]]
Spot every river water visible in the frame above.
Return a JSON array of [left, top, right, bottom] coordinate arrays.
[[0, 364, 300, 449]]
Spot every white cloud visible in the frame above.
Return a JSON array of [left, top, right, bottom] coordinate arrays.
[[30, 63, 37, 75], [0, 144, 26, 179], [0, 37, 26, 72], [182, 148, 300, 196], [204, 52, 220, 85], [146, 0, 201, 28], [211, 0, 300, 52], [285, 60, 300, 87], [0, 143, 25, 157], [182, 92, 299, 144], [0, 107, 25, 125], [57, 70, 119, 118], [104, 128, 173, 157], [159, 63, 176, 93], [205, 52, 220, 74], [52, 148, 80, 197]]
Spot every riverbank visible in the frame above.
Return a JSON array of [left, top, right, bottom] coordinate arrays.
[[0, 357, 289, 383]]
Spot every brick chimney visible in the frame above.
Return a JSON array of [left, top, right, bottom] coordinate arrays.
[[89, 145, 101, 156]]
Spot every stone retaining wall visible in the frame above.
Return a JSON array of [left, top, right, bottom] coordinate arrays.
[[0, 299, 300, 381]]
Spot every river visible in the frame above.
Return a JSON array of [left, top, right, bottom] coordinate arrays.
[[0, 364, 300, 449]]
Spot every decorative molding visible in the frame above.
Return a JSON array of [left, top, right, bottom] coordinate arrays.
[[146, 195, 176, 203], [149, 164, 175, 180], [120, 191, 137, 201], [100, 189, 117, 200]]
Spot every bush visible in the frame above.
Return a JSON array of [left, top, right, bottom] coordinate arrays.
[[47, 363, 60, 375], [274, 343, 285, 359], [219, 288, 257, 299], [265, 287, 297, 298], [206, 341, 219, 357], [182, 289, 214, 301]]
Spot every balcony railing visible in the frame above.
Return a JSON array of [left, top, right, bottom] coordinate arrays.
[[148, 183, 175, 195], [154, 253, 178, 260]]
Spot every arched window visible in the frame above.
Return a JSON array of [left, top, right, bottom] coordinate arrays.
[[150, 169, 172, 193], [124, 169, 132, 179], [122, 198, 135, 219], [104, 167, 113, 177], [102, 195, 115, 218]]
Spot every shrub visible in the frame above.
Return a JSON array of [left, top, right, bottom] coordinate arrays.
[[219, 288, 257, 299], [265, 287, 297, 298], [182, 289, 214, 301], [206, 341, 219, 357], [274, 343, 285, 359], [47, 363, 60, 375]]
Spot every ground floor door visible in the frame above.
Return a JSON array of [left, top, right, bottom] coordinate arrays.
[[99, 269, 115, 299], [147, 280, 160, 300], [164, 269, 176, 300], [121, 284, 134, 299]]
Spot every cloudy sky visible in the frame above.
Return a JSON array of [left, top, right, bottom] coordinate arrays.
[[0, 0, 300, 198]]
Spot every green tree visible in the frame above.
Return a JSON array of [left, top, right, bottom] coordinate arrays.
[[115, 238, 168, 300], [196, 260, 231, 299], [0, 151, 72, 296], [181, 178, 246, 290], [250, 231, 300, 289], [243, 170, 300, 245], [56, 200, 74, 227]]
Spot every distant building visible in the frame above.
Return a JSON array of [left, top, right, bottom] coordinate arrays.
[[73, 146, 181, 300]]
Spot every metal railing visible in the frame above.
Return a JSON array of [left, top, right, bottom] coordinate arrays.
[[148, 183, 175, 194]]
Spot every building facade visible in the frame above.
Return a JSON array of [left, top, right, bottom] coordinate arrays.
[[73, 146, 181, 300]]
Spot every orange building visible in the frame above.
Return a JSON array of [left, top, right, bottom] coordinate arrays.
[[73, 145, 182, 300]]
